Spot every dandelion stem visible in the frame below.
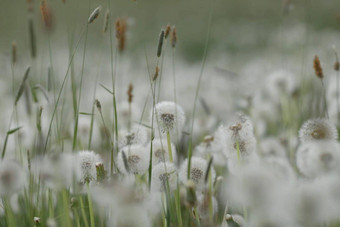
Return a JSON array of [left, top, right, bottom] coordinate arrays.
[[166, 131, 173, 162], [87, 183, 95, 227]]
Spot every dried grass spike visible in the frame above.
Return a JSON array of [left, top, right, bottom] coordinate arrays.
[[157, 29, 165, 57], [115, 18, 127, 52], [88, 6, 102, 24], [171, 26, 177, 48], [313, 55, 324, 80], [127, 83, 133, 103], [95, 99, 102, 113], [103, 9, 109, 33], [165, 24, 171, 39], [40, 0, 53, 30], [153, 66, 160, 81]]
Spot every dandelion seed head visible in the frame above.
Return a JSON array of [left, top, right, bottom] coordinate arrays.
[[117, 145, 149, 175], [151, 101, 185, 134], [179, 157, 216, 191], [296, 141, 340, 177], [118, 124, 148, 148], [78, 150, 102, 184], [299, 118, 338, 143], [0, 160, 26, 196], [151, 162, 177, 192], [148, 139, 177, 165], [221, 113, 256, 160]]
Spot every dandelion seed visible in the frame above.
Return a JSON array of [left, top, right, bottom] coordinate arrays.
[[151, 162, 177, 192], [179, 157, 216, 191], [88, 6, 102, 24], [299, 118, 338, 143], [117, 145, 149, 174]]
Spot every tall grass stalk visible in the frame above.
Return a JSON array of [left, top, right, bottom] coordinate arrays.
[[107, 0, 119, 172], [73, 1, 91, 150], [187, 0, 215, 179], [44, 27, 87, 153]]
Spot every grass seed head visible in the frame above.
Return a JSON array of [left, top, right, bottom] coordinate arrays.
[[171, 26, 177, 48], [157, 29, 165, 57], [313, 55, 324, 80], [88, 6, 102, 24], [165, 24, 171, 39], [40, 0, 53, 30], [127, 83, 133, 103]]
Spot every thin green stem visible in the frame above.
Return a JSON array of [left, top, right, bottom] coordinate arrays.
[[166, 131, 173, 162], [187, 0, 215, 179]]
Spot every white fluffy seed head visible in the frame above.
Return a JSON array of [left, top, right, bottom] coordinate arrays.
[[148, 139, 177, 165], [151, 101, 186, 134], [299, 118, 338, 143], [296, 141, 340, 177], [197, 193, 218, 220], [151, 162, 177, 192], [0, 160, 26, 196], [179, 157, 216, 191], [117, 145, 149, 175], [194, 134, 227, 167], [77, 150, 102, 184], [221, 113, 256, 160], [118, 124, 148, 148]]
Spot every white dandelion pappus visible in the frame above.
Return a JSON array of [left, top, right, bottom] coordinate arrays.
[[148, 139, 177, 165], [151, 162, 177, 192], [179, 156, 216, 191], [77, 150, 102, 183], [296, 141, 340, 177], [117, 145, 149, 175], [0, 160, 26, 196], [151, 101, 186, 134], [299, 118, 338, 143]]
